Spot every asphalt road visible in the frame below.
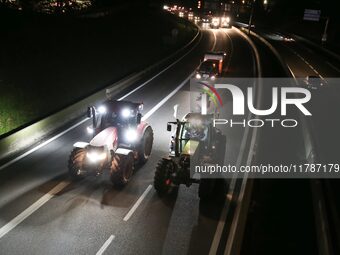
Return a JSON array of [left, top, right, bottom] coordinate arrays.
[[264, 32, 340, 163], [0, 27, 257, 255], [240, 28, 340, 255]]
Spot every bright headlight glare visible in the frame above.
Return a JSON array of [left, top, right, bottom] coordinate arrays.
[[87, 126, 94, 134], [196, 73, 201, 79], [121, 108, 131, 118], [210, 75, 216, 80], [212, 18, 219, 25], [98, 105, 106, 114], [86, 151, 106, 162], [125, 128, 138, 143]]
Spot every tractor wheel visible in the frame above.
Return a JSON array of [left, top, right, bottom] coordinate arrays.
[[198, 179, 216, 201], [154, 158, 175, 196], [138, 126, 154, 165], [110, 153, 134, 187], [68, 148, 86, 180]]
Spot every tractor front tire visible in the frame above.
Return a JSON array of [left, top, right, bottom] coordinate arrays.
[[154, 158, 175, 196], [110, 153, 134, 187], [68, 148, 86, 180], [138, 126, 154, 165]]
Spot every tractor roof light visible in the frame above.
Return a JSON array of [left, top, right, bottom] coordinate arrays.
[[98, 105, 107, 114], [121, 108, 132, 118]]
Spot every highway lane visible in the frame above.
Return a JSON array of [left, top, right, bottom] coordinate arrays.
[[262, 32, 340, 254], [261, 32, 340, 163], [99, 28, 257, 255], [0, 27, 257, 255], [239, 33, 319, 255]]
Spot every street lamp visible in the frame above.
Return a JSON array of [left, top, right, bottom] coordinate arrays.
[[263, 0, 268, 11]]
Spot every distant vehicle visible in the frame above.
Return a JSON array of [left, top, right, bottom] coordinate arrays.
[[195, 60, 219, 80], [68, 100, 153, 186], [220, 16, 231, 28], [303, 75, 324, 90], [201, 16, 211, 24], [204, 52, 226, 74], [188, 11, 194, 20], [210, 17, 220, 28], [195, 52, 226, 79]]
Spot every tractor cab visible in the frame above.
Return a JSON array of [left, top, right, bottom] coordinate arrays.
[[87, 100, 143, 136], [167, 113, 214, 158]]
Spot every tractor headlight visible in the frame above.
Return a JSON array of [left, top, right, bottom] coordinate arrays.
[[86, 151, 106, 162], [98, 105, 106, 114], [196, 73, 201, 79], [210, 75, 216, 80], [121, 108, 132, 118], [87, 126, 94, 134], [125, 128, 138, 143]]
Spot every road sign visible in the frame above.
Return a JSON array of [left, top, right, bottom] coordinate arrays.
[[303, 9, 321, 21]]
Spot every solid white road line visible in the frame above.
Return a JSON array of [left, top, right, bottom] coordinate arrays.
[[234, 27, 262, 77], [222, 29, 234, 72], [326, 61, 340, 73], [96, 235, 115, 255], [211, 29, 217, 51], [0, 181, 70, 239], [118, 33, 201, 101], [209, 27, 261, 255], [142, 74, 193, 121], [123, 185, 152, 221], [0, 118, 89, 171]]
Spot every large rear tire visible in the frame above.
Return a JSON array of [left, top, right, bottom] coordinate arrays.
[[110, 153, 134, 187], [138, 126, 154, 165], [154, 158, 175, 196], [68, 148, 86, 180]]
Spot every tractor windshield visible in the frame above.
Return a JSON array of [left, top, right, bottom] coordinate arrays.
[[181, 121, 208, 141], [99, 112, 120, 129], [199, 60, 218, 74], [99, 108, 138, 129]]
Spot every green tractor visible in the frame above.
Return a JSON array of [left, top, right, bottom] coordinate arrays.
[[153, 112, 226, 200]]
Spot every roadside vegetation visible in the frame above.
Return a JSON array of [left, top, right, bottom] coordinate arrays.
[[0, 6, 197, 136]]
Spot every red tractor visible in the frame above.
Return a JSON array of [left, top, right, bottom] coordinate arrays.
[[68, 100, 153, 186]]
